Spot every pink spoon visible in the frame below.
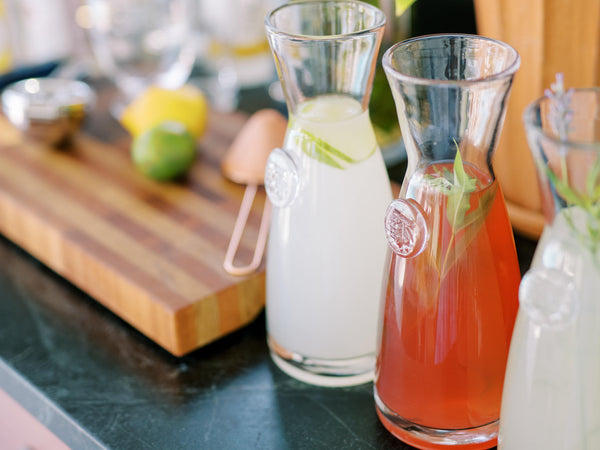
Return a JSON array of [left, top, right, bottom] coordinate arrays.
[[221, 109, 287, 276]]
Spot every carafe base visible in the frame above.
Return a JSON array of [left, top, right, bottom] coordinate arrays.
[[268, 335, 374, 387], [374, 389, 498, 449]]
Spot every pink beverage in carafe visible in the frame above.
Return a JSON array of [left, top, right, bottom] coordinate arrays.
[[376, 34, 521, 449], [377, 162, 519, 442]]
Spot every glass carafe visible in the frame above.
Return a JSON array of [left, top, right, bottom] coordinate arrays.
[[263, 0, 392, 387], [499, 85, 600, 449], [375, 34, 521, 448]]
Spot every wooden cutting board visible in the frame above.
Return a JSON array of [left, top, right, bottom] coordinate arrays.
[[0, 109, 267, 356]]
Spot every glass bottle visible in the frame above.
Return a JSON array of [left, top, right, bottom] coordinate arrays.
[[499, 84, 600, 450], [263, 0, 392, 387], [375, 34, 521, 448]]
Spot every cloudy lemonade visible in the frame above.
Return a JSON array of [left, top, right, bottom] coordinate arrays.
[[499, 206, 600, 449], [266, 95, 392, 380]]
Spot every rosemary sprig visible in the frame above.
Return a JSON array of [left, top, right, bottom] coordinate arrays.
[[545, 73, 574, 144], [543, 74, 600, 256], [547, 159, 600, 255]]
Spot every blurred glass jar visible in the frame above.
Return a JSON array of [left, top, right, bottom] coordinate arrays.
[[195, 0, 283, 89], [0, 0, 74, 70], [85, 0, 196, 115]]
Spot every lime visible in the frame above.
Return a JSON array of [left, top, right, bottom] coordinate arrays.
[[120, 84, 209, 139], [131, 121, 196, 181]]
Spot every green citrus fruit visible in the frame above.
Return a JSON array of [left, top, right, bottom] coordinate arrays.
[[131, 121, 196, 181]]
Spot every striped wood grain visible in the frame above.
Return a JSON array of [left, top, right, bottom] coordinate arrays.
[[0, 111, 266, 356]]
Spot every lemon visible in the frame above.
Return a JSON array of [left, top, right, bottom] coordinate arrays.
[[131, 121, 196, 181], [120, 84, 209, 139]]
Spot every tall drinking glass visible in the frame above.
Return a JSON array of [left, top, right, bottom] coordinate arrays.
[[263, 0, 392, 387], [86, 0, 195, 116], [499, 85, 600, 450], [375, 35, 521, 448]]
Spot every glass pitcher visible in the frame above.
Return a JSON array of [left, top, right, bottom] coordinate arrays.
[[499, 84, 600, 449], [375, 34, 521, 448], [263, 0, 392, 387]]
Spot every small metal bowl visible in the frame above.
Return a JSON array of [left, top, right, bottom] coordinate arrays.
[[1, 77, 96, 147]]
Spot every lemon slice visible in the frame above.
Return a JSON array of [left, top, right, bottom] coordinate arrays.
[[289, 95, 377, 169], [120, 84, 209, 139]]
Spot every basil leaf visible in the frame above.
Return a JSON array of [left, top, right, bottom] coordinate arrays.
[[446, 147, 478, 230]]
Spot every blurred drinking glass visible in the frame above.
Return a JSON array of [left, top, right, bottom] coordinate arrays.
[[190, 0, 283, 112], [85, 0, 195, 116], [197, 0, 280, 88]]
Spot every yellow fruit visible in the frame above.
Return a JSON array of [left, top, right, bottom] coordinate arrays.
[[120, 84, 209, 139], [131, 121, 196, 181]]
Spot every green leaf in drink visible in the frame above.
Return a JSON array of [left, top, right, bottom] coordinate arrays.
[[446, 147, 479, 231], [291, 128, 375, 170], [425, 142, 480, 232], [423, 141, 496, 277], [545, 157, 600, 256]]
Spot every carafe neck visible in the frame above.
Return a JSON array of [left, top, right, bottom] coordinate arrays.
[[383, 35, 520, 181], [265, 1, 385, 115]]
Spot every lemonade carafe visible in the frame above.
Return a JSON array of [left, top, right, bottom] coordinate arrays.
[[263, 0, 392, 387], [498, 85, 600, 450], [375, 35, 521, 449]]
